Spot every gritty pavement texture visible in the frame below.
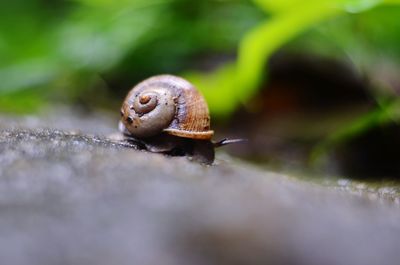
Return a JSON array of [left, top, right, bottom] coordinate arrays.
[[0, 117, 400, 265]]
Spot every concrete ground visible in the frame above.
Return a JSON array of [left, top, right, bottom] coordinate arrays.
[[0, 112, 399, 265]]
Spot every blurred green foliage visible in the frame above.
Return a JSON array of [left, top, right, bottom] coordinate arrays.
[[0, 0, 263, 112], [188, 0, 400, 116], [1, 0, 400, 120]]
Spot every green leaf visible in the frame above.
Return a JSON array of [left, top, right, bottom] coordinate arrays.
[[185, 0, 400, 117]]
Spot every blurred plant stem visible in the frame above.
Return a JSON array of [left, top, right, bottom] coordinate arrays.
[[311, 98, 400, 165]]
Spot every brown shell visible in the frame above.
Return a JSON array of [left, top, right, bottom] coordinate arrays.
[[120, 75, 214, 140]]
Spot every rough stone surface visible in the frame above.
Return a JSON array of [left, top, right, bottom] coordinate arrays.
[[0, 118, 400, 265]]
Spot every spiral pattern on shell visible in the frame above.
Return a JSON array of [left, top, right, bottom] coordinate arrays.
[[120, 75, 214, 139]]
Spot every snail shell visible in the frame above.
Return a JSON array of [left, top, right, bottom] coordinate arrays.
[[120, 75, 214, 140]]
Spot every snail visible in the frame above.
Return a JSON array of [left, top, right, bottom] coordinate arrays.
[[119, 74, 243, 164]]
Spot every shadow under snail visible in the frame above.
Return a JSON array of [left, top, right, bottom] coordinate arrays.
[[119, 74, 243, 164]]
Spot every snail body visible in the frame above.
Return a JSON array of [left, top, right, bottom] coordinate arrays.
[[119, 74, 242, 164]]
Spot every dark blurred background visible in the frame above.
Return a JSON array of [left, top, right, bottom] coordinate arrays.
[[2, 0, 400, 181]]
